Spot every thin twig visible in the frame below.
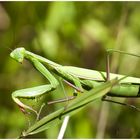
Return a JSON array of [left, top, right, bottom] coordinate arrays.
[[96, 101, 109, 138], [57, 115, 69, 140], [57, 79, 70, 140], [96, 4, 128, 138]]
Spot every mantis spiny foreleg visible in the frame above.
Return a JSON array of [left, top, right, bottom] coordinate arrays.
[[12, 58, 59, 116]]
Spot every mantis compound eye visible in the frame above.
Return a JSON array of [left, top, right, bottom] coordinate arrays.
[[10, 47, 25, 63]]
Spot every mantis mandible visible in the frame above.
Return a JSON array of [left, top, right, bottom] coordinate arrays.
[[10, 47, 140, 116]]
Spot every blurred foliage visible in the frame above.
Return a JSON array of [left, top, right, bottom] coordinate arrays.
[[0, 1, 140, 138]]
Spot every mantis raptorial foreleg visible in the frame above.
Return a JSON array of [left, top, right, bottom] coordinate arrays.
[[12, 58, 59, 116]]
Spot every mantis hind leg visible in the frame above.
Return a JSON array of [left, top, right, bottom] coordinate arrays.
[[103, 49, 140, 111], [106, 49, 140, 81], [102, 96, 140, 112]]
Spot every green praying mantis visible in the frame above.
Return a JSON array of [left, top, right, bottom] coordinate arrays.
[[10, 47, 140, 117]]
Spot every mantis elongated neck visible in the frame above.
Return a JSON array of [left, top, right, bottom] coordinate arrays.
[[25, 50, 61, 68]]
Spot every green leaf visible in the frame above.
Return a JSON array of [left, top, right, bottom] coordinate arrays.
[[21, 78, 119, 137]]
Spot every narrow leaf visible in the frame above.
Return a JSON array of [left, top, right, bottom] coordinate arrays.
[[22, 78, 119, 137]]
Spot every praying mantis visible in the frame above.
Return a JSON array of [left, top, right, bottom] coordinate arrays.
[[10, 47, 140, 116]]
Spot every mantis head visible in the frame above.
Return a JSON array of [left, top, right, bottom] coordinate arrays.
[[10, 47, 25, 63]]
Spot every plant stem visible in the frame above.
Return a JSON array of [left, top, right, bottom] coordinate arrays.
[[57, 115, 69, 139]]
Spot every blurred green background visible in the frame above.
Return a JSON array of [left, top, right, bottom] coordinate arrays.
[[0, 1, 140, 138]]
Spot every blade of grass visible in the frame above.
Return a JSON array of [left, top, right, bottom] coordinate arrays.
[[21, 78, 120, 137]]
